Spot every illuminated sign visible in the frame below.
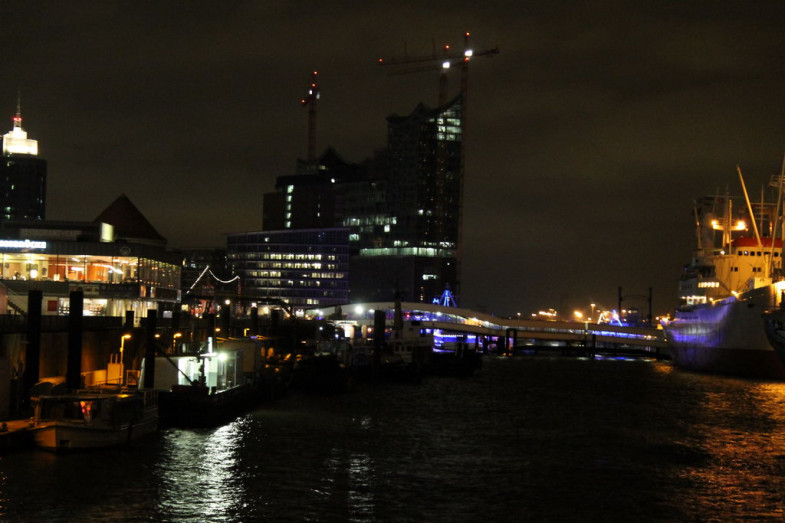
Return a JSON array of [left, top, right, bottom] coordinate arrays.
[[0, 239, 47, 249]]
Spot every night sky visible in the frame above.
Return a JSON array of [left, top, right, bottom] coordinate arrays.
[[2, 1, 785, 318]]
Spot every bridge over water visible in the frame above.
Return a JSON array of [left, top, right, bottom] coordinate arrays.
[[314, 302, 668, 354]]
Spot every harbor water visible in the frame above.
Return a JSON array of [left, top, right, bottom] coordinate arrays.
[[3, 355, 785, 521]]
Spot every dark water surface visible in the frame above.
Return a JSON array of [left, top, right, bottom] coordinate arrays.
[[3, 355, 785, 521]]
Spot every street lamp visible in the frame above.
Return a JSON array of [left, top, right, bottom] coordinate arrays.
[[172, 332, 182, 353], [120, 334, 132, 359], [118, 334, 132, 385]]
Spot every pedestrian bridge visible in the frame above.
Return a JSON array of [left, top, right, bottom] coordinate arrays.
[[313, 302, 667, 350]]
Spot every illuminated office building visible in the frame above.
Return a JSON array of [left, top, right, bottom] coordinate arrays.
[[1, 107, 47, 221], [259, 97, 464, 305], [350, 97, 463, 302], [226, 228, 349, 309]]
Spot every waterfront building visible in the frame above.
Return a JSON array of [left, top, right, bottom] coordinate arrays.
[[1, 106, 46, 222], [226, 228, 349, 310], [347, 97, 463, 303], [259, 97, 464, 305], [0, 196, 182, 319]]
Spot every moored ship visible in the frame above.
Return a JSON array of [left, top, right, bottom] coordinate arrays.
[[32, 388, 158, 451], [663, 169, 785, 379]]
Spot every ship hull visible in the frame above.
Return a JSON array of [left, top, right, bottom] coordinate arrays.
[[34, 415, 157, 451], [763, 307, 785, 370], [665, 285, 785, 379]]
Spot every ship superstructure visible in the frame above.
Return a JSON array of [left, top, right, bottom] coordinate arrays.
[[664, 169, 785, 379]]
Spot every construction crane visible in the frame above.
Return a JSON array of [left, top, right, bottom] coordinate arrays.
[[378, 33, 498, 301], [378, 32, 499, 115], [380, 42, 456, 107], [300, 70, 320, 164]]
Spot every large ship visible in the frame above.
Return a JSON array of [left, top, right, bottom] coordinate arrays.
[[663, 170, 785, 379]]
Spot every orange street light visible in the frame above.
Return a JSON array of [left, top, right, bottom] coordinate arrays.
[[120, 334, 132, 358]]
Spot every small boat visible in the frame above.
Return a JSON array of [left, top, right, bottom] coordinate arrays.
[[146, 339, 282, 427], [32, 388, 158, 451]]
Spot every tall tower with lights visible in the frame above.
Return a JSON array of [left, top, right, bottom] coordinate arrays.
[[1, 100, 47, 221]]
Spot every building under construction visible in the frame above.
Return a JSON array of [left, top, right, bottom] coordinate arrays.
[[232, 34, 496, 309]]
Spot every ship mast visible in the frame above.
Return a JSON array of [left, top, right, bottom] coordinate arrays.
[[766, 155, 785, 277], [737, 166, 762, 247]]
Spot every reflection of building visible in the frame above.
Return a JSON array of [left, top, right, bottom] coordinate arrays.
[[1, 106, 47, 222], [226, 228, 349, 309], [0, 196, 182, 320]]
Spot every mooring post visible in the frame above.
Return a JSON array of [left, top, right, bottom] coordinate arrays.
[[66, 290, 84, 391], [143, 309, 157, 389], [250, 306, 259, 336], [23, 290, 42, 407], [373, 309, 385, 378]]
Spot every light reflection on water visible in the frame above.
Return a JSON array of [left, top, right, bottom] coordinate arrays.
[[3, 357, 785, 521], [156, 418, 250, 521]]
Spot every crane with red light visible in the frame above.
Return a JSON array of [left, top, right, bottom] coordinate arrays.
[[378, 33, 498, 298], [300, 70, 320, 165]]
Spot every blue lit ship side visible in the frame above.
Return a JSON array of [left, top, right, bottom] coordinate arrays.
[[663, 176, 785, 379]]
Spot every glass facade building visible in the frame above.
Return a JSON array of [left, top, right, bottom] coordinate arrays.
[[258, 97, 464, 305], [0, 235, 182, 318], [227, 228, 350, 309]]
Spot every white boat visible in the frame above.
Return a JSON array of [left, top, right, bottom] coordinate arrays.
[[32, 389, 158, 451], [663, 168, 785, 379]]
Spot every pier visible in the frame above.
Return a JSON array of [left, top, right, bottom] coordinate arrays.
[[316, 301, 667, 356]]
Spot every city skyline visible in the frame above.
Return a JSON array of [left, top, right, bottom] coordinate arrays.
[[2, 1, 784, 317]]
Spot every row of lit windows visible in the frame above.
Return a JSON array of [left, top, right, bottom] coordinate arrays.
[[247, 280, 346, 288], [230, 253, 342, 262], [247, 262, 342, 271], [359, 247, 454, 258], [343, 215, 397, 227], [240, 262, 343, 271], [266, 253, 325, 261], [0, 253, 179, 288], [244, 270, 342, 279], [698, 281, 720, 288]]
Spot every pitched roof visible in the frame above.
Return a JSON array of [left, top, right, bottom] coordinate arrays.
[[94, 194, 166, 244]]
